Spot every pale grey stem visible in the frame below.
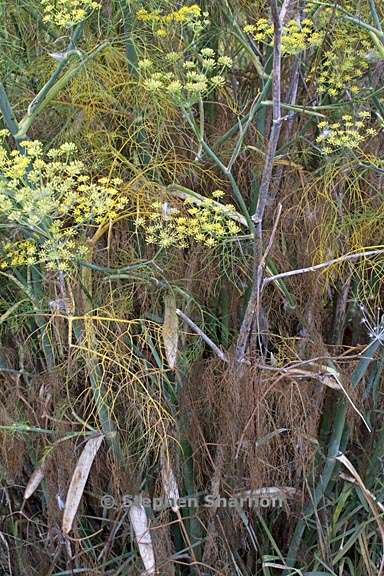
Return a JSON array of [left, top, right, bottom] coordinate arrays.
[[279, 0, 293, 25], [176, 309, 229, 363], [236, 0, 283, 362], [263, 250, 384, 286]]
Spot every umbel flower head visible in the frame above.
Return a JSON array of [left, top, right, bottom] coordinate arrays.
[[137, 4, 204, 28], [244, 17, 322, 55], [138, 46, 232, 106], [316, 111, 376, 154], [138, 190, 242, 249], [0, 132, 127, 271], [41, 0, 101, 27], [136, 4, 210, 41], [135, 5, 223, 105]]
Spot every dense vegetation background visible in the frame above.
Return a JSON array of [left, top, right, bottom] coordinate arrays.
[[1, 0, 384, 574]]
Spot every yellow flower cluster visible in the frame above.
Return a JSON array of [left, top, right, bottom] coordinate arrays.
[[0, 227, 88, 272], [283, 19, 323, 55], [0, 240, 37, 269], [244, 18, 322, 55], [39, 223, 89, 272], [137, 4, 201, 24], [316, 112, 376, 154], [244, 19, 272, 39], [136, 4, 208, 37], [302, 3, 374, 98], [41, 0, 100, 27], [138, 191, 242, 249], [0, 132, 127, 271], [59, 175, 126, 224], [0, 136, 126, 228], [139, 47, 232, 104], [138, 4, 211, 39], [316, 33, 371, 97]]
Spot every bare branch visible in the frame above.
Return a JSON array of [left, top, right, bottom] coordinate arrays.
[[251, 0, 283, 227], [260, 203, 282, 269], [263, 249, 384, 286], [176, 309, 229, 363], [236, 0, 284, 362]]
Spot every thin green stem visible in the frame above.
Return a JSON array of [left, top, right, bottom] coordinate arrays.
[[184, 109, 253, 230], [0, 81, 19, 136], [27, 23, 84, 118], [213, 77, 272, 150], [368, 0, 383, 35], [17, 41, 107, 140], [313, 1, 383, 36]]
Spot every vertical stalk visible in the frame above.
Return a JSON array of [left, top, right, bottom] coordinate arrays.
[[0, 82, 19, 136], [236, 0, 284, 362]]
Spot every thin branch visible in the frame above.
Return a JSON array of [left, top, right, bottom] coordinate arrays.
[[226, 93, 267, 171], [236, 0, 284, 362], [368, 0, 383, 34], [260, 99, 326, 118], [17, 39, 107, 140], [79, 250, 162, 275], [279, 0, 293, 25], [176, 309, 229, 363], [213, 77, 272, 150], [28, 23, 84, 117], [184, 109, 253, 229], [259, 203, 282, 269], [222, 0, 266, 78], [195, 96, 205, 161], [251, 0, 283, 226], [269, 22, 301, 207], [263, 249, 384, 286]]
